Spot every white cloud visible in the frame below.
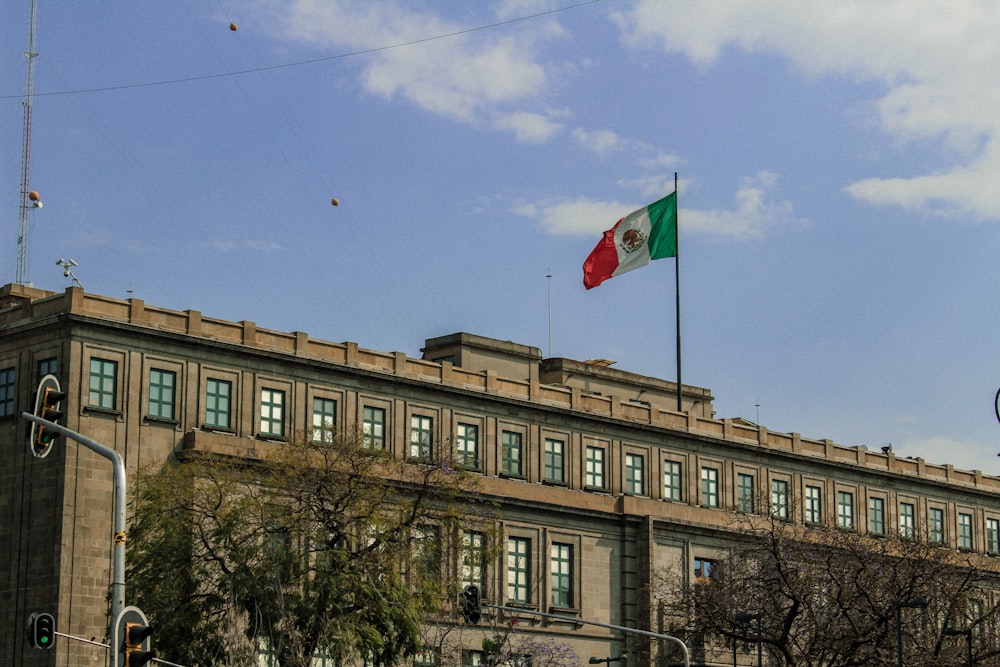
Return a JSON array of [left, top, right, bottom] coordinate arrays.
[[494, 111, 564, 143], [614, 1, 1000, 219]]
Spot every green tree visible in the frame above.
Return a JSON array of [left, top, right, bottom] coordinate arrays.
[[126, 430, 498, 667]]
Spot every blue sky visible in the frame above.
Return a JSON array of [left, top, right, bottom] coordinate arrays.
[[3, 1, 1000, 473]]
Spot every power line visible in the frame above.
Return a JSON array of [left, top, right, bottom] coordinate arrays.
[[0, 0, 600, 100]]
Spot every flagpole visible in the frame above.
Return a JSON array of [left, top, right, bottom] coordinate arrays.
[[674, 172, 682, 412]]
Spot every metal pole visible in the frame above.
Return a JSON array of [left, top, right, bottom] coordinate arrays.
[[488, 604, 690, 667], [22, 412, 127, 623]]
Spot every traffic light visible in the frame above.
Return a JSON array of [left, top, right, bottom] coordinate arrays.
[[461, 584, 481, 624], [29, 374, 66, 459], [113, 606, 154, 667], [27, 612, 55, 649]]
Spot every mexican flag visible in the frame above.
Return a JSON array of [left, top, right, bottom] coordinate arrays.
[[582, 192, 677, 290]]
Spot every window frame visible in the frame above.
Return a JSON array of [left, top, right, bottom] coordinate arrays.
[[929, 506, 945, 545], [312, 396, 337, 443], [205, 377, 233, 430], [501, 430, 524, 477], [804, 485, 823, 525], [147, 368, 176, 420], [625, 453, 645, 496], [88, 357, 118, 411], [663, 459, 683, 502], [899, 501, 916, 539], [362, 405, 386, 450], [410, 414, 434, 461], [543, 437, 565, 484], [259, 387, 286, 438], [701, 466, 719, 508], [737, 473, 755, 514], [506, 536, 531, 604], [958, 512, 973, 551], [869, 496, 886, 536], [771, 478, 789, 520], [585, 445, 605, 489], [0, 366, 15, 418], [837, 490, 854, 530], [550, 542, 573, 609], [986, 518, 1000, 555], [456, 422, 480, 469]]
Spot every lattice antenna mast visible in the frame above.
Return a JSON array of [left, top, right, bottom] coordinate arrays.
[[15, 0, 39, 286]]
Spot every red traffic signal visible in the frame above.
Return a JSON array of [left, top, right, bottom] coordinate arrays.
[[29, 374, 66, 458], [27, 612, 55, 649]]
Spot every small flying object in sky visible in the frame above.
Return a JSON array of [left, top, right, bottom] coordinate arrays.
[[331, 198, 339, 207], [229, 22, 238, 31]]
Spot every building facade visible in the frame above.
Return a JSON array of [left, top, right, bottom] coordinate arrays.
[[3, 283, 1000, 666]]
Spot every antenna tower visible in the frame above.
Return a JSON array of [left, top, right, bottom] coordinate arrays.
[[15, 0, 39, 285]]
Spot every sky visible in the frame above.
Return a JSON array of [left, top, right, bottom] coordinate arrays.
[[3, 1, 1000, 474]]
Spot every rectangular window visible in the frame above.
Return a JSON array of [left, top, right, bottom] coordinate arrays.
[[205, 378, 231, 429], [805, 485, 822, 524], [544, 438, 565, 483], [0, 367, 15, 418], [462, 531, 485, 589], [410, 415, 433, 460], [986, 518, 999, 554], [929, 507, 945, 544], [837, 491, 854, 530], [771, 479, 789, 519], [900, 502, 915, 539], [701, 467, 719, 508], [312, 397, 337, 443], [89, 358, 118, 410], [550, 543, 573, 608], [260, 388, 285, 437], [958, 513, 973, 550], [507, 537, 530, 604], [694, 557, 716, 579], [456, 423, 479, 468], [501, 431, 523, 476], [37, 357, 58, 379], [869, 497, 885, 535], [737, 473, 755, 513], [625, 453, 644, 495], [362, 406, 385, 449], [585, 446, 605, 489], [413, 526, 440, 580], [664, 460, 683, 502], [147, 368, 176, 420]]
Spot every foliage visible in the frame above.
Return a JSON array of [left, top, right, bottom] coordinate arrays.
[[654, 510, 1000, 667], [126, 430, 498, 667]]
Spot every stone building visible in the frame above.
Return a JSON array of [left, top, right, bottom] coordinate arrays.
[[3, 282, 1000, 666]]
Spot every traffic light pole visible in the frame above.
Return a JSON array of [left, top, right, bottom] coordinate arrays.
[[21, 412, 127, 625]]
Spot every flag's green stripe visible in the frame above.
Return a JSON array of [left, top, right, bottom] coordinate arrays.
[[646, 192, 678, 259]]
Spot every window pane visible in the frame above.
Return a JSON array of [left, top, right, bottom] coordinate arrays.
[[771, 480, 788, 519], [737, 474, 755, 513], [805, 486, 822, 524], [586, 447, 605, 488], [148, 369, 175, 420], [869, 497, 885, 535], [363, 406, 385, 449], [550, 543, 573, 608], [89, 358, 117, 410], [664, 461, 683, 502], [544, 438, 564, 483], [205, 379, 231, 428], [260, 388, 285, 437], [837, 491, 854, 530], [501, 431, 523, 476], [701, 467, 719, 508], [312, 397, 336, 442], [410, 415, 433, 459], [462, 531, 485, 588], [457, 423, 479, 468], [625, 454, 644, 495], [0, 367, 15, 418], [507, 537, 530, 603]]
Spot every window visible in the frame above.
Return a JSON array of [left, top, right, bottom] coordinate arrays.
[[958, 513, 973, 550], [550, 543, 573, 608], [869, 497, 885, 535], [410, 415, 433, 460], [462, 531, 485, 589], [544, 438, 565, 483], [987, 518, 1000, 554], [147, 369, 175, 420], [664, 460, 683, 502], [205, 379, 231, 429], [37, 357, 58, 378], [507, 537, 531, 603], [413, 526, 440, 580], [585, 446, 605, 489], [837, 491, 854, 530], [89, 358, 117, 410], [737, 474, 755, 513], [694, 557, 716, 579], [805, 485, 822, 524], [457, 423, 479, 468], [701, 467, 719, 508], [363, 406, 385, 449], [312, 397, 337, 443], [900, 502, 915, 539], [0, 367, 15, 418], [929, 507, 945, 544], [771, 479, 789, 519], [260, 388, 285, 437], [625, 453, 644, 495], [501, 431, 523, 476]]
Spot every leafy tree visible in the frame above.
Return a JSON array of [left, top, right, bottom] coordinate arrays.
[[654, 508, 1000, 666], [126, 430, 498, 667]]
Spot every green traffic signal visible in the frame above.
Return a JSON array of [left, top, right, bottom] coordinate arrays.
[[28, 612, 55, 649]]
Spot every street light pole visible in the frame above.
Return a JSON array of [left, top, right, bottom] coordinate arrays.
[[944, 627, 973, 667], [735, 611, 762, 667]]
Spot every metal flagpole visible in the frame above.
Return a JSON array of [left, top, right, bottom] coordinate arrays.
[[674, 172, 682, 412]]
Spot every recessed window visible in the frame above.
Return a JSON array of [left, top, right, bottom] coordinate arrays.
[[929, 507, 945, 545], [986, 518, 999, 554], [362, 406, 385, 449], [771, 480, 789, 520], [0, 367, 15, 418], [869, 497, 885, 535], [410, 415, 433, 460], [958, 513, 973, 550], [205, 378, 231, 429], [664, 460, 683, 502], [260, 388, 285, 437], [37, 357, 58, 379], [694, 557, 717, 579], [507, 537, 531, 604], [147, 369, 176, 420], [625, 453, 644, 495], [544, 438, 565, 483], [456, 423, 479, 468], [550, 543, 573, 608], [737, 473, 755, 513], [837, 491, 854, 530], [89, 358, 118, 410], [585, 446, 605, 489], [899, 502, 915, 539], [805, 485, 823, 524], [462, 531, 485, 589], [312, 397, 337, 443], [701, 467, 719, 508], [501, 431, 523, 476]]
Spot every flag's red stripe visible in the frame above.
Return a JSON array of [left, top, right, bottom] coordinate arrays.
[[582, 218, 623, 290]]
